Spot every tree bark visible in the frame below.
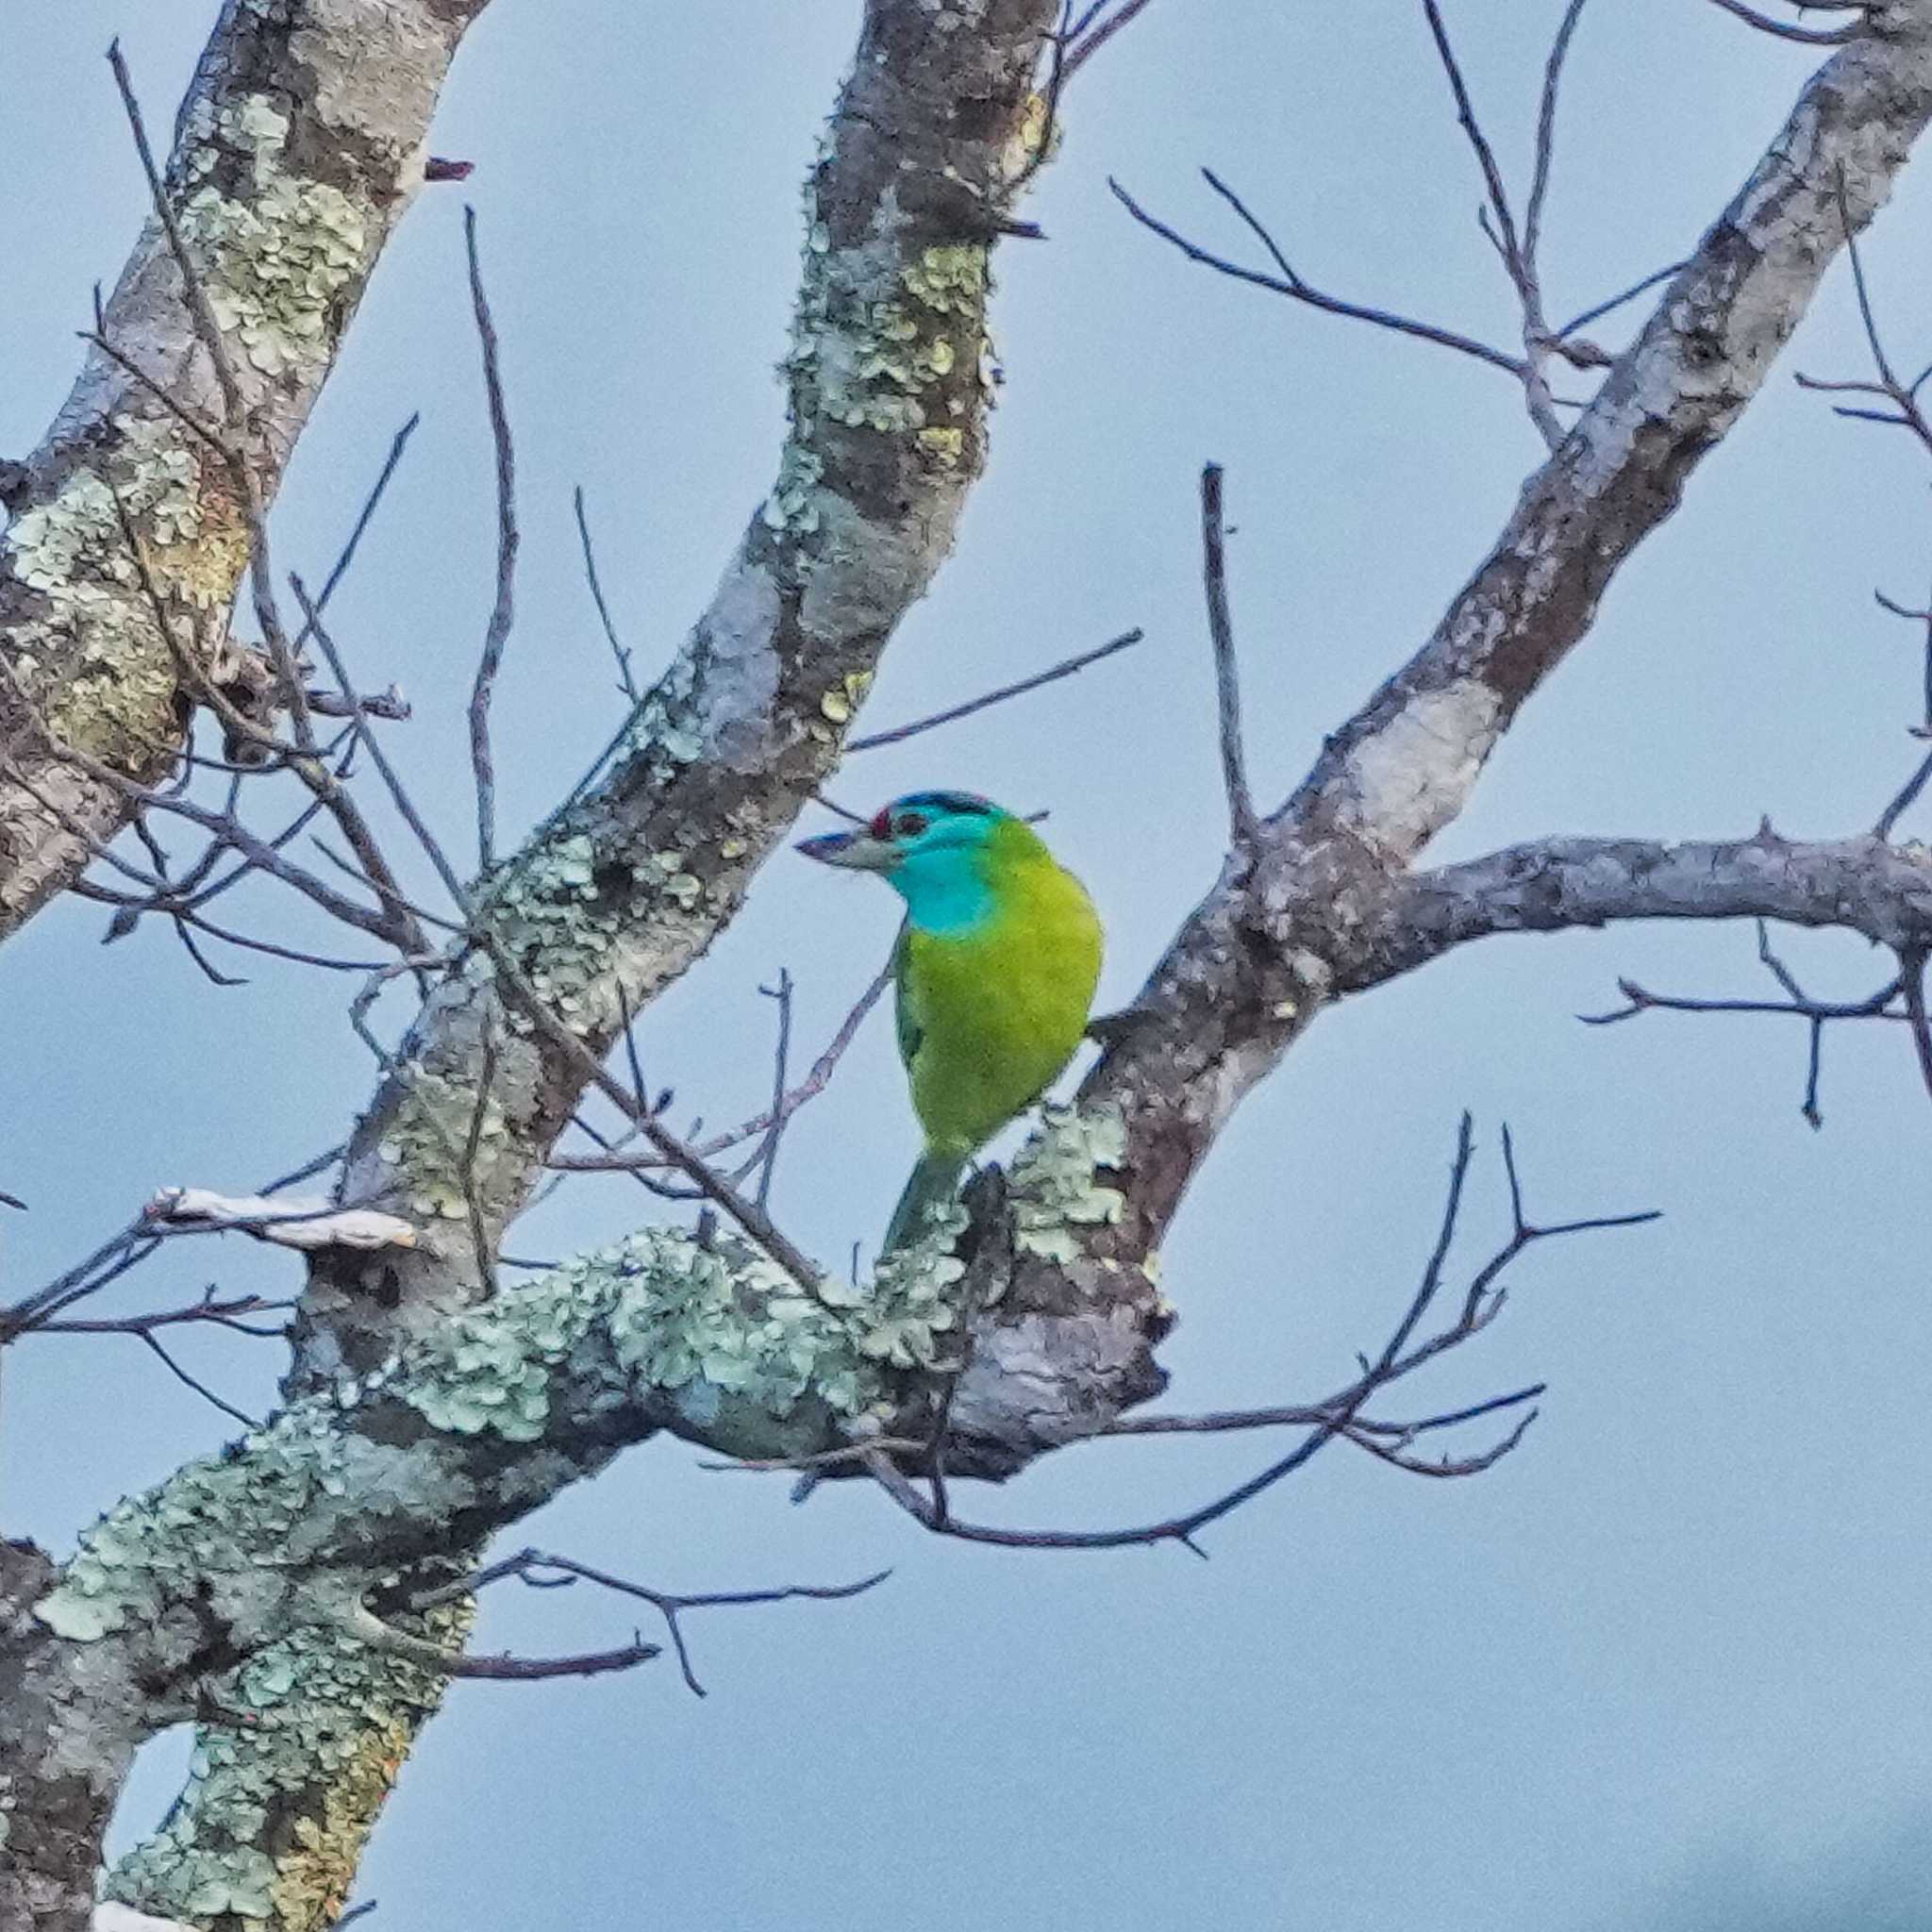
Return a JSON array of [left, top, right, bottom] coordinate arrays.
[[9, 8, 1932, 1932], [0, 0, 491, 940]]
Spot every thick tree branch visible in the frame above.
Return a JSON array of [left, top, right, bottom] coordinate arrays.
[[0, 0, 490, 938], [59, 7, 1077, 1924], [1329, 831, 1932, 994], [19, 13, 1932, 1930], [945, 10, 1932, 1452], [1280, 11, 1932, 871], [303, 0, 1070, 1378]]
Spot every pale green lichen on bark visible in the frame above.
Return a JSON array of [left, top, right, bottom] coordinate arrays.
[[35, 1219, 968, 1641], [795, 236, 991, 445], [3, 413, 247, 765], [0, 86, 387, 804], [105, 1603, 472, 1932], [765, 168, 997, 537], [1008, 1103, 1128, 1264], [373, 1061, 513, 1224], [35, 1400, 379, 1643], [34, 1221, 973, 1924], [403, 1223, 965, 1451], [175, 95, 371, 381]]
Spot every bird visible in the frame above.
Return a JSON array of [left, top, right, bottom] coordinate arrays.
[[797, 790, 1103, 1253]]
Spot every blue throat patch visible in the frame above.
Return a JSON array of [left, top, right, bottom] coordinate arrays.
[[891, 845, 994, 934]]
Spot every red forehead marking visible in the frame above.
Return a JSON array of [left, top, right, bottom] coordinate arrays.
[[869, 808, 893, 839]]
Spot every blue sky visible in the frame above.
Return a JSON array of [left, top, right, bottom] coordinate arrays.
[[6, 5, 1931, 1927]]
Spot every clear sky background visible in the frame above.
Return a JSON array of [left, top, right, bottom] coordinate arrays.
[[6, 5, 1932, 1927]]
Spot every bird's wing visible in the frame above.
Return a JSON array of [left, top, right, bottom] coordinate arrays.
[[891, 922, 924, 1073]]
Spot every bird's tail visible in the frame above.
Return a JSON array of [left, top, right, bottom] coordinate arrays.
[[882, 1148, 969, 1257]]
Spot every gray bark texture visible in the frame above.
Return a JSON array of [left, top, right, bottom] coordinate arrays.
[[0, 0, 491, 942], [8, 5, 1932, 1931]]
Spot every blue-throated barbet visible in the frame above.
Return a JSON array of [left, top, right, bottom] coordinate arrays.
[[798, 791, 1103, 1252]]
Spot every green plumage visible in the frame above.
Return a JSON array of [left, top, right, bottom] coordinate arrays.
[[882, 1147, 970, 1257], [796, 792, 1104, 1253]]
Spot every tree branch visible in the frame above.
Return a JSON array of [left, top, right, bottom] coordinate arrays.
[[0, 0, 491, 939], [306, 0, 1075, 1383], [1329, 832, 1932, 996]]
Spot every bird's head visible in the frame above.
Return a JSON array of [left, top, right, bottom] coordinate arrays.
[[798, 791, 1035, 931], [795, 791, 1008, 877]]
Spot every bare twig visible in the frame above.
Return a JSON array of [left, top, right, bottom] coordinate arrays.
[[845, 628, 1142, 751], [755, 970, 795, 1211], [25, 1291, 293, 1340], [1524, 0, 1591, 286], [1417, 0, 1564, 444], [861, 1120, 1654, 1552], [141, 1332, 262, 1429], [1581, 919, 1905, 1128], [549, 965, 891, 1176], [107, 42, 315, 752], [290, 579, 470, 910], [347, 1598, 661, 1681], [1060, 0, 1158, 80], [464, 207, 520, 873], [458, 1013, 502, 1294], [487, 946, 830, 1295], [1703, 0, 1862, 44], [0, 1218, 162, 1340], [1554, 262, 1689, 342], [1875, 749, 1932, 840], [1797, 192, 1932, 835], [1111, 173, 1526, 377], [1902, 947, 1932, 1111], [405, 1549, 890, 1697], [1420, 0, 1524, 275], [288, 412, 423, 671], [1198, 463, 1257, 846], [573, 485, 638, 704], [258, 1144, 348, 1196]]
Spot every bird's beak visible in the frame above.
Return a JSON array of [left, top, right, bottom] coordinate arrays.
[[795, 827, 896, 872]]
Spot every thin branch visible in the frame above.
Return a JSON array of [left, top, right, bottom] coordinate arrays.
[[405, 1549, 890, 1698], [1199, 463, 1257, 846], [458, 1013, 502, 1294], [1110, 174, 1527, 377], [290, 579, 471, 910], [549, 964, 891, 1175], [1703, 0, 1862, 44], [573, 485, 638, 704], [1580, 920, 1905, 1128], [755, 969, 795, 1211], [347, 1599, 661, 1681], [140, 1331, 261, 1429], [845, 628, 1142, 751], [464, 206, 520, 873], [1553, 261, 1688, 341], [862, 1121, 1654, 1552], [258, 1143, 348, 1196], [1060, 0, 1158, 79], [1416, 0, 1564, 445], [1524, 0, 1591, 284], [1419, 0, 1525, 274], [487, 945, 830, 1296], [1875, 748, 1932, 841], [0, 1219, 162, 1339], [108, 42, 315, 753], [1097, 1381, 1546, 1444], [1797, 192, 1932, 834], [1902, 947, 1932, 1111], [27, 1292, 294, 1340]]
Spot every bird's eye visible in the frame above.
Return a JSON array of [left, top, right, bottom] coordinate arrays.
[[893, 811, 929, 839]]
